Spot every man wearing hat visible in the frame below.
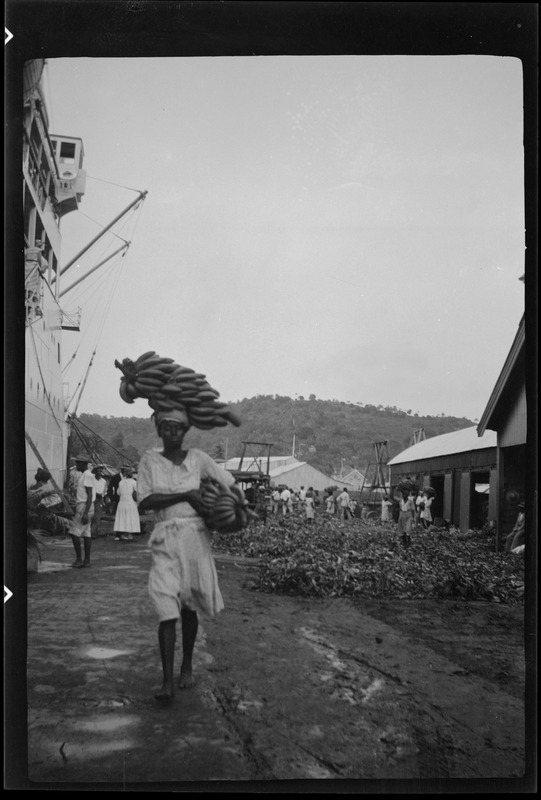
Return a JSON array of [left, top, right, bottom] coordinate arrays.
[[69, 456, 96, 568]]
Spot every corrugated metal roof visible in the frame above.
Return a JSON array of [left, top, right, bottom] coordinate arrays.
[[388, 426, 497, 466]]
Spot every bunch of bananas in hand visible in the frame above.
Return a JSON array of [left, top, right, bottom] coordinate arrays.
[[200, 478, 257, 533], [114, 351, 241, 430]]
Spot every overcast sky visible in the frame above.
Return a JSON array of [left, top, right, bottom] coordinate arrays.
[[43, 55, 524, 421]]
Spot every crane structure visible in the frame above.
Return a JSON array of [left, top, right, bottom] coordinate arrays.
[[231, 441, 274, 505], [410, 427, 426, 446], [359, 440, 390, 504]]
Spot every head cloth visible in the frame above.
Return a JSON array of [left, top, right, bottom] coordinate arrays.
[[153, 408, 190, 428]]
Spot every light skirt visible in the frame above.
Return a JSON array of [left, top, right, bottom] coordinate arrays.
[[114, 499, 141, 533], [148, 516, 224, 621]]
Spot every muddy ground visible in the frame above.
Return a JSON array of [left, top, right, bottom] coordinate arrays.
[[19, 525, 532, 791]]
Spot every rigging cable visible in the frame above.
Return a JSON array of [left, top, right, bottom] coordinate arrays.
[[71, 415, 138, 463], [64, 250, 126, 410], [86, 174, 144, 194], [65, 201, 145, 412], [62, 199, 144, 390]]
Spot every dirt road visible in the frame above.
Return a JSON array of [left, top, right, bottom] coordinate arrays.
[[23, 531, 528, 788]]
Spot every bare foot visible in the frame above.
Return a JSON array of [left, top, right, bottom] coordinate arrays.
[[178, 666, 195, 689], [154, 683, 174, 704]]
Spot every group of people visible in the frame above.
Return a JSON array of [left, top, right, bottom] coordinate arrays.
[[270, 485, 320, 519], [31, 405, 526, 709], [268, 484, 366, 522], [269, 485, 360, 523], [67, 457, 141, 566], [387, 488, 435, 548], [324, 487, 358, 520]]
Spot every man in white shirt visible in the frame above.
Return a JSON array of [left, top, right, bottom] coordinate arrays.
[[280, 487, 291, 515], [70, 456, 96, 568], [336, 488, 352, 521]]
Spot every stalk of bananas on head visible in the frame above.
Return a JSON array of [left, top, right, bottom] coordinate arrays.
[[199, 478, 258, 533], [114, 351, 241, 430]]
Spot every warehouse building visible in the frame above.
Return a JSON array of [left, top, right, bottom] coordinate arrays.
[[388, 314, 526, 540], [387, 427, 498, 531], [476, 315, 526, 545]]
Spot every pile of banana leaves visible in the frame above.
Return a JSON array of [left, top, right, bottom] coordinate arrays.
[[212, 513, 525, 604]]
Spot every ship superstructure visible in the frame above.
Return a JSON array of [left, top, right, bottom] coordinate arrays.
[[23, 60, 148, 490], [23, 59, 87, 488]]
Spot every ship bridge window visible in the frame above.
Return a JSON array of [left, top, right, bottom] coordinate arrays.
[[59, 142, 76, 164]]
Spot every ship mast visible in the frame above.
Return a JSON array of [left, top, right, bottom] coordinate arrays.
[[53, 189, 147, 282], [59, 191, 147, 480], [58, 242, 129, 298]]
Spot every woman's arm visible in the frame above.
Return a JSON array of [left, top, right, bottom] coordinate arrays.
[[139, 491, 205, 516], [138, 492, 190, 512]]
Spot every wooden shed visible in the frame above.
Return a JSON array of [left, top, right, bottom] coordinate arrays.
[[387, 427, 497, 532], [477, 315, 526, 546]]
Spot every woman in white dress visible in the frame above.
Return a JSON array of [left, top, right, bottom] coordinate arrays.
[[305, 490, 316, 522], [113, 467, 140, 541], [420, 492, 434, 529], [137, 408, 240, 704]]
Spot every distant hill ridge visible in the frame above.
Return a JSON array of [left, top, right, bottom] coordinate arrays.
[[74, 395, 475, 476]]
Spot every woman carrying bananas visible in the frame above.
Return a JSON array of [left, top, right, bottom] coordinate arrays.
[[136, 407, 237, 705]]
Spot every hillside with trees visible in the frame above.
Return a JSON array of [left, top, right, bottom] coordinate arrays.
[[71, 395, 475, 477]]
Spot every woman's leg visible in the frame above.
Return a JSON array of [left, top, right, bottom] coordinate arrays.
[[83, 537, 92, 566], [70, 534, 83, 567], [156, 618, 177, 702], [179, 608, 198, 688]]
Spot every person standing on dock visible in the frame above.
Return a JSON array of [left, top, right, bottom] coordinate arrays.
[[69, 456, 95, 568], [91, 466, 107, 538], [113, 467, 140, 541]]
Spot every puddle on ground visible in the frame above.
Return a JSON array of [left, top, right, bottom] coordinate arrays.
[[57, 739, 138, 760], [297, 626, 386, 706], [298, 762, 334, 779], [82, 646, 132, 660], [74, 713, 140, 733], [237, 699, 264, 713], [297, 627, 348, 670], [362, 677, 384, 704], [38, 561, 72, 573]]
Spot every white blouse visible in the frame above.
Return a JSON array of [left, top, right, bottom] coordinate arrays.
[[136, 448, 235, 522]]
